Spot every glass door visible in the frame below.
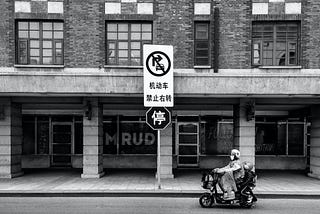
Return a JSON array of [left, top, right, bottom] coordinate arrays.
[[51, 122, 73, 167], [177, 122, 199, 167]]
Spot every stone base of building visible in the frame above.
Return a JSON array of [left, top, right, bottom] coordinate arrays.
[[0, 171, 24, 179], [155, 173, 174, 179], [81, 172, 105, 179], [308, 173, 320, 180]]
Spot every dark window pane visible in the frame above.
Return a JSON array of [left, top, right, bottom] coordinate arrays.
[[37, 121, 49, 154], [75, 123, 83, 154], [18, 40, 28, 64], [179, 156, 197, 165], [255, 123, 277, 155], [195, 58, 209, 66], [288, 124, 304, 155], [23, 120, 35, 155], [179, 146, 197, 155]]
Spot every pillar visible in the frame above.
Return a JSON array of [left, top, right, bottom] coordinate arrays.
[[309, 105, 320, 179], [81, 98, 105, 178], [233, 99, 255, 166], [158, 123, 174, 179], [0, 99, 23, 178]]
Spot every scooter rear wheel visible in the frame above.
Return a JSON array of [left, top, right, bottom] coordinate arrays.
[[199, 193, 213, 208]]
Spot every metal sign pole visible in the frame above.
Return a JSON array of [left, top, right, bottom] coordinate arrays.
[[157, 129, 161, 189]]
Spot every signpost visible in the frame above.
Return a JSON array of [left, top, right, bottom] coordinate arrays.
[[144, 45, 174, 189]]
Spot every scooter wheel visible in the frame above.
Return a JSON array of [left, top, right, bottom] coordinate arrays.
[[240, 202, 253, 208], [199, 193, 213, 208]]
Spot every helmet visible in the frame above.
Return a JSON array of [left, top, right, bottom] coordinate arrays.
[[230, 149, 240, 160], [243, 161, 253, 171]]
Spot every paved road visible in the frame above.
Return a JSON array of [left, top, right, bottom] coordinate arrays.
[[0, 197, 320, 214]]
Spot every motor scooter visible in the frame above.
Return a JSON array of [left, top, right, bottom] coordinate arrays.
[[199, 170, 257, 208]]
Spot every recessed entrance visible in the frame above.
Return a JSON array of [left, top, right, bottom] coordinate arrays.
[[177, 122, 199, 167], [51, 122, 73, 167]]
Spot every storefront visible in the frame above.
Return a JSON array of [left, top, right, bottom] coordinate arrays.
[[21, 109, 309, 171]]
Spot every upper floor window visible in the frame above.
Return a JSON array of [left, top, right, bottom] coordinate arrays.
[[252, 22, 300, 66], [16, 21, 64, 65], [106, 22, 152, 66], [194, 22, 210, 66]]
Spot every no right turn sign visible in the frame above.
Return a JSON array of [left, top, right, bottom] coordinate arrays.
[[143, 45, 174, 107]]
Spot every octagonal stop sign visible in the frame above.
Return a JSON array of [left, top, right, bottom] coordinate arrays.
[[146, 107, 171, 130]]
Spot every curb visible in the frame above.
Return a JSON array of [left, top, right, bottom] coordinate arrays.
[[1, 191, 320, 199]]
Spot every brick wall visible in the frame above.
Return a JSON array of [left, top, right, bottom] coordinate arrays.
[[65, 0, 104, 68], [302, 0, 320, 69], [154, 0, 194, 68], [0, 0, 13, 67], [216, 0, 251, 69], [2, 0, 320, 69]]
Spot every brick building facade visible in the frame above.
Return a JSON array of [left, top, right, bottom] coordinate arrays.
[[0, 0, 320, 180]]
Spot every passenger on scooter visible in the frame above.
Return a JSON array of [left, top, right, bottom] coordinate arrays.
[[212, 149, 244, 200]]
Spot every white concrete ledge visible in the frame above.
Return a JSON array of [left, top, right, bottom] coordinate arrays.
[[1, 68, 320, 96]]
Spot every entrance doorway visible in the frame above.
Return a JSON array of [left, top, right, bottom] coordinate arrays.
[[177, 122, 199, 167], [51, 122, 73, 167]]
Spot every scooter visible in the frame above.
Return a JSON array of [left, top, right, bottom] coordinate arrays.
[[199, 170, 257, 208]]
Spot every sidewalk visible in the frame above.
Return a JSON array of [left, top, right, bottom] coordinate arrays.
[[1, 169, 320, 197]]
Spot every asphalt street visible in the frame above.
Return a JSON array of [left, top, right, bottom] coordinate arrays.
[[0, 197, 320, 214]]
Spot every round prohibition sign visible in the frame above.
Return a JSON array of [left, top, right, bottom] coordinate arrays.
[[146, 51, 171, 77]]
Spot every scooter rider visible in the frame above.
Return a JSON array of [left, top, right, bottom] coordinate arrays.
[[213, 149, 244, 200]]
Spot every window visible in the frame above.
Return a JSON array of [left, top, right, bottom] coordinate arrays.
[[103, 116, 157, 154], [106, 22, 152, 66], [252, 22, 300, 66], [200, 117, 233, 155], [255, 118, 306, 156], [17, 21, 64, 65], [194, 22, 210, 66]]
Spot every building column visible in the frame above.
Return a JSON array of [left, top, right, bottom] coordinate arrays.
[[158, 123, 174, 179], [81, 98, 105, 178], [0, 99, 23, 178], [309, 105, 320, 179], [233, 99, 255, 166]]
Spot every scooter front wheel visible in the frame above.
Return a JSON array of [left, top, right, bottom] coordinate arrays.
[[199, 193, 213, 208]]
